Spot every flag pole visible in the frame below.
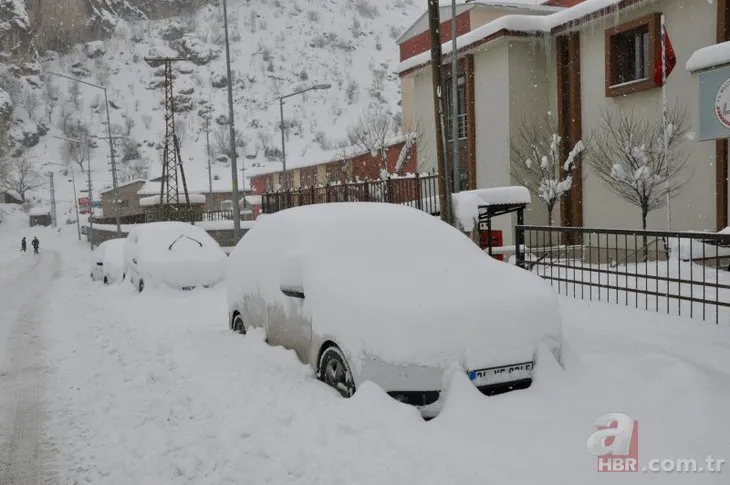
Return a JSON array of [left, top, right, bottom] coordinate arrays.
[[661, 13, 671, 230]]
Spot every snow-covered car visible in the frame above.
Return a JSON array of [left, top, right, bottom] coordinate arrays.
[[123, 221, 227, 293], [90, 238, 126, 284], [227, 203, 564, 417]]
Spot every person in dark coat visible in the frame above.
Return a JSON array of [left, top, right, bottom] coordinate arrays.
[[21, 237, 26, 252], [31, 237, 39, 254]]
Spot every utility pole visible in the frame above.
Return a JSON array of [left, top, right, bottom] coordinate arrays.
[[69, 167, 81, 240], [427, 0, 451, 224], [450, 0, 461, 196], [205, 114, 213, 209], [87, 157, 94, 250], [222, 0, 241, 240], [48, 171, 57, 228]]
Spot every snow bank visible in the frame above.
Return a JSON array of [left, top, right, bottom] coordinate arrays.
[[28, 206, 50, 216], [228, 203, 562, 372], [452, 186, 530, 232], [686, 40, 730, 72]]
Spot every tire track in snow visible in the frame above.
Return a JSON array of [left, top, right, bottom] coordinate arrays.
[[0, 251, 60, 485]]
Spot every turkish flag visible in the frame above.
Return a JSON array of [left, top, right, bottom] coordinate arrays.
[[654, 25, 676, 86]]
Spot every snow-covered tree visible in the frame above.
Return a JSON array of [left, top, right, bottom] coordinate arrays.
[[590, 106, 689, 230], [0, 157, 44, 203], [343, 105, 421, 180], [510, 116, 584, 226]]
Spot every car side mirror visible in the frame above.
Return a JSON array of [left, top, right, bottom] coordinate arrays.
[[280, 251, 305, 299]]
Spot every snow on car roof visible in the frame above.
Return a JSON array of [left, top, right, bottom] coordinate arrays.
[[228, 202, 561, 369]]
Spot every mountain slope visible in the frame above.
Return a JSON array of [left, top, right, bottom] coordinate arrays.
[[19, 0, 421, 200]]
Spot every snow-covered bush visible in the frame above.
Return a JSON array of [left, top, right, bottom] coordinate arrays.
[[590, 106, 689, 230], [510, 115, 584, 226]]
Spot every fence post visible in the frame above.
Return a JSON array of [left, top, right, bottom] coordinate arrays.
[[364, 182, 370, 202], [515, 208, 525, 269], [415, 173, 422, 211], [386, 177, 393, 204], [325, 183, 330, 203], [343, 183, 349, 202]]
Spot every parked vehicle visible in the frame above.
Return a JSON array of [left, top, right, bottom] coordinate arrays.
[[226, 202, 564, 418], [90, 239, 126, 284], [123, 222, 227, 293]]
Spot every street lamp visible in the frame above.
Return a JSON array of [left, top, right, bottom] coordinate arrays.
[[278, 83, 331, 200], [54, 135, 95, 249], [44, 160, 80, 241], [48, 71, 122, 237]]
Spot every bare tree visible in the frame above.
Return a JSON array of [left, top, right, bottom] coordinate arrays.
[[22, 87, 39, 121], [510, 115, 584, 226], [213, 125, 244, 161], [0, 157, 45, 202], [590, 106, 689, 230], [62, 123, 91, 172], [344, 106, 397, 178], [43, 79, 61, 123], [68, 82, 82, 110]]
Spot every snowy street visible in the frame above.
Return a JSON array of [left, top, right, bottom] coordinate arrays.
[[1, 224, 729, 484]]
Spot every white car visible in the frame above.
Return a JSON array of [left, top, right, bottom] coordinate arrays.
[[123, 221, 227, 292], [227, 203, 564, 417], [90, 238, 126, 284]]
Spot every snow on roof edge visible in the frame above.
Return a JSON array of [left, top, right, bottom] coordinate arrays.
[[397, 0, 648, 75], [247, 133, 416, 178], [686, 41, 730, 73]]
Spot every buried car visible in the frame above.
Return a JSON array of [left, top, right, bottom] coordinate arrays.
[[227, 203, 564, 417], [123, 221, 227, 292], [90, 238, 126, 284]]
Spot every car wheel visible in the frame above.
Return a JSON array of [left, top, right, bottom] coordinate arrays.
[[232, 313, 245, 334], [90, 273, 94, 281], [138, 279, 144, 293], [318, 345, 355, 398]]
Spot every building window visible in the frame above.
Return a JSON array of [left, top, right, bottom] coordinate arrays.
[[605, 13, 660, 97], [444, 74, 467, 141]]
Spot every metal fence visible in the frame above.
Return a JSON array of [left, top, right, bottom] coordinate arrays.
[[261, 174, 440, 215], [515, 225, 730, 324]]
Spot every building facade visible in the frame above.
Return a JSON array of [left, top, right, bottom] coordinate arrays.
[[397, 0, 730, 242], [249, 138, 419, 195], [100, 180, 146, 217]]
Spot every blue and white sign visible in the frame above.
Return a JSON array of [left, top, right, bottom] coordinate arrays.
[[698, 65, 730, 141]]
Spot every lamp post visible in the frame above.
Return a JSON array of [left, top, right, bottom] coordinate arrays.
[[44, 161, 80, 240], [49, 71, 122, 236], [54, 135, 95, 249], [221, 0, 242, 240], [278, 84, 331, 204]]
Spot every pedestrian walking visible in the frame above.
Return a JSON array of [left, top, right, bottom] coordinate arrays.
[[21, 237, 26, 252], [31, 237, 39, 254]]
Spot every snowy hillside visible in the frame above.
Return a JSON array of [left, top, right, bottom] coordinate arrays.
[[16, 0, 422, 199]]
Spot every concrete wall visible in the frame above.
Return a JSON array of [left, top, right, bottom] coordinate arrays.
[[508, 39, 552, 227], [577, 0, 718, 231], [101, 181, 145, 217]]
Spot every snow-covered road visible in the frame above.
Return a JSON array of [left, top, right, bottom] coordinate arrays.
[[0, 250, 60, 485], [1, 212, 729, 484]]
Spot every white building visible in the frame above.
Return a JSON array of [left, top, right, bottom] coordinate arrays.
[[397, 0, 730, 242]]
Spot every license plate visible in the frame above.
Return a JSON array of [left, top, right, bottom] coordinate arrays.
[[469, 362, 533, 387]]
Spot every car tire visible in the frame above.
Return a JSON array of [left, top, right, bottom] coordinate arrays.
[[138, 279, 144, 293], [232, 313, 246, 334], [318, 345, 355, 398]]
